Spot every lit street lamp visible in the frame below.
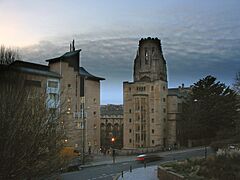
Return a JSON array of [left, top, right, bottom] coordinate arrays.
[[194, 99, 207, 159]]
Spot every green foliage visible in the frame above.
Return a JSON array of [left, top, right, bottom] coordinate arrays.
[[198, 154, 240, 179], [164, 154, 240, 180], [181, 75, 239, 143]]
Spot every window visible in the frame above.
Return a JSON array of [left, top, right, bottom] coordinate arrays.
[[129, 109, 132, 113], [164, 118, 166, 122], [152, 140, 155, 144], [129, 129, 132, 133], [129, 87, 131, 91], [68, 84, 71, 88], [163, 108, 166, 113], [151, 86, 154, 91], [151, 108, 154, 113], [152, 118, 154, 123], [48, 81, 58, 88], [163, 86, 166, 90], [129, 139, 132, 143], [129, 118, 132, 123], [49, 93, 59, 100], [145, 49, 149, 64], [93, 111, 96, 115], [93, 98, 96, 103], [152, 47, 155, 55], [67, 97, 71, 102], [163, 98, 166, 102], [25, 80, 41, 87], [152, 129, 154, 134]]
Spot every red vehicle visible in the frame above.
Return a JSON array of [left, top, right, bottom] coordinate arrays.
[[136, 154, 162, 163]]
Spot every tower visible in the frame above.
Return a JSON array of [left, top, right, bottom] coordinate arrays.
[[134, 37, 167, 82], [123, 37, 168, 149]]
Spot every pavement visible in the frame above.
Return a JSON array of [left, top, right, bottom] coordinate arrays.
[[116, 166, 158, 180]]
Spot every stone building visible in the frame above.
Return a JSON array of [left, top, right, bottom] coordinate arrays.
[[5, 41, 104, 154], [123, 37, 189, 149], [100, 104, 123, 150]]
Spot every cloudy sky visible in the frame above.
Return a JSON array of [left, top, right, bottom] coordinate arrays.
[[0, 0, 240, 104]]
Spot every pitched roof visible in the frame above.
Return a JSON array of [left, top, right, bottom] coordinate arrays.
[[46, 49, 81, 63], [79, 67, 105, 81], [9, 60, 61, 78]]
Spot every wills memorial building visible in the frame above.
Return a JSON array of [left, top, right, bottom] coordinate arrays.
[[123, 37, 187, 149]]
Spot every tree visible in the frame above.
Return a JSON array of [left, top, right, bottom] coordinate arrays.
[[181, 75, 239, 145], [0, 70, 66, 179], [0, 45, 20, 65], [233, 72, 240, 94]]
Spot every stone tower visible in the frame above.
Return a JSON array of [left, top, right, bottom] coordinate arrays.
[[134, 37, 167, 82], [123, 37, 168, 149]]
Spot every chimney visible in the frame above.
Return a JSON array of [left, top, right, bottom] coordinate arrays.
[[70, 43, 72, 52], [182, 83, 184, 88], [72, 39, 75, 51]]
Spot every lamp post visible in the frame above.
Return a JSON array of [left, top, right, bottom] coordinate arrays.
[[111, 137, 116, 163], [194, 99, 207, 159]]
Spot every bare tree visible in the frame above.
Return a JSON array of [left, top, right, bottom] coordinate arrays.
[[0, 45, 20, 65], [0, 70, 67, 179]]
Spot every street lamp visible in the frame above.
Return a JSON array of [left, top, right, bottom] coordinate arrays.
[[194, 99, 207, 159], [111, 137, 116, 163]]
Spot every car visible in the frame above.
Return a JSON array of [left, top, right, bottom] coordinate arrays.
[[136, 154, 162, 163]]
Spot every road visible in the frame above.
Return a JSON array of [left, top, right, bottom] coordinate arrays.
[[60, 147, 213, 180]]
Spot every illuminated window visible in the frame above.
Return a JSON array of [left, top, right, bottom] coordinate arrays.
[[48, 81, 58, 88]]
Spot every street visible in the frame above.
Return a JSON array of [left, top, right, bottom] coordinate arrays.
[[60, 147, 213, 180]]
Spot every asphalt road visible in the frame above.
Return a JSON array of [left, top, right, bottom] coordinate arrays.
[[60, 147, 213, 180]]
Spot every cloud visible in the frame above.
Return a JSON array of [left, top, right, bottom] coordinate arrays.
[[19, 0, 240, 104]]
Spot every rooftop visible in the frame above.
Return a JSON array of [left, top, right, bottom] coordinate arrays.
[[80, 67, 105, 81], [9, 60, 61, 78]]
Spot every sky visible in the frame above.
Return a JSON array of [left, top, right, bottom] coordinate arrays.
[[0, 0, 240, 104]]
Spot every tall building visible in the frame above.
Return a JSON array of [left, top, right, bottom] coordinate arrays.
[[5, 41, 104, 154], [123, 37, 191, 149], [123, 37, 168, 148]]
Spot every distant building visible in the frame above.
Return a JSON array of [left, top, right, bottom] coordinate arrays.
[[100, 104, 123, 150], [5, 41, 105, 154], [123, 37, 190, 149]]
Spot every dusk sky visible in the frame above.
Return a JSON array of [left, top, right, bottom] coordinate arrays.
[[0, 0, 240, 104]]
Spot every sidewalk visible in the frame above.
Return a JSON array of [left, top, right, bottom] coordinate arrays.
[[117, 166, 158, 180]]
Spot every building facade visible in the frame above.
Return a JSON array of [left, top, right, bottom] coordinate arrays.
[[6, 41, 104, 154], [100, 104, 123, 151], [123, 37, 189, 149]]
